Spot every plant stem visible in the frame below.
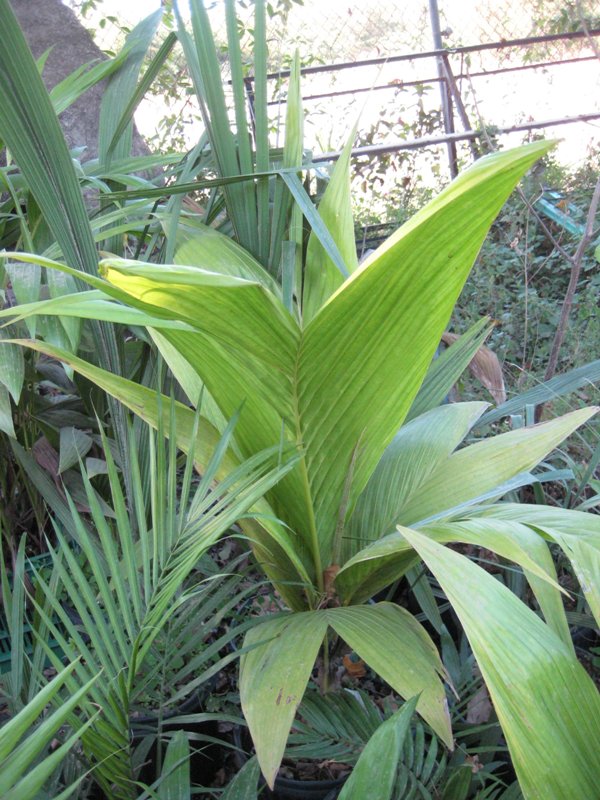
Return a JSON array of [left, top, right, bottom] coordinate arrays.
[[292, 352, 324, 596], [544, 176, 600, 383], [320, 631, 330, 694]]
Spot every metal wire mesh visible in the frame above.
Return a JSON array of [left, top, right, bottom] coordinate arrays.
[[87, 0, 599, 55], [61, 0, 600, 175]]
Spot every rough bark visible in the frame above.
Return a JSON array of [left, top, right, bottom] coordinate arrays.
[[9, 0, 149, 160]]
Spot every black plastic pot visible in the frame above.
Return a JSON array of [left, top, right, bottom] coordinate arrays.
[[131, 687, 222, 788], [263, 774, 345, 800], [232, 726, 347, 800]]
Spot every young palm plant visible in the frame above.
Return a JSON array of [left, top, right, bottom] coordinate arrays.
[[25, 408, 297, 798], [1, 1, 600, 797], [4, 139, 600, 799]]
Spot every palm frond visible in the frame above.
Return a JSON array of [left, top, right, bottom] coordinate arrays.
[[28, 400, 297, 796]]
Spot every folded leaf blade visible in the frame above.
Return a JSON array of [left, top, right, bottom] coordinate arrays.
[[345, 402, 488, 557], [326, 603, 452, 748], [239, 612, 329, 788], [298, 141, 555, 566], [402, 526, 600, 800], [399, 407, 597, 525]]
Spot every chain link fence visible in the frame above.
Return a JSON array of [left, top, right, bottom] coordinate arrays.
[[64, 0, 600, 190]]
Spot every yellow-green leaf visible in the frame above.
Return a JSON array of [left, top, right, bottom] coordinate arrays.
[[402, 526, 600, 800]]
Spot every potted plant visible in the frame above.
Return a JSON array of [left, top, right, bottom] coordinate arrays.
[[11, 135, 600, 795], [1, 1, 599, 796], [23, 408, 297, 798]]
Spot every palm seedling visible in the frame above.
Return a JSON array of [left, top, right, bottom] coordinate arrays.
[[20, 407, 297, 798], [1, 2, 599, 797]]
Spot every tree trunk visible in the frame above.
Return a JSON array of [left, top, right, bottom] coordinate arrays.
[[9, 0, 149, 160]]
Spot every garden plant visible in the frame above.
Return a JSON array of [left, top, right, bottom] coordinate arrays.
[[0, 1, 599, 799]]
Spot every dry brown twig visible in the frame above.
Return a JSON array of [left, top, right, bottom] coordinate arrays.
[[543, 175, 600, 383]]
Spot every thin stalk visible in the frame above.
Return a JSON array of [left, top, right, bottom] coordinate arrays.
[[149, 432, 160, 590], [320, 630, 330, 694], [0, 168, 35, 252], [544, 175, 600, 382], [153, 618, 175, 781], [297, 450, 323, 596], [253, 0, 270, 267]]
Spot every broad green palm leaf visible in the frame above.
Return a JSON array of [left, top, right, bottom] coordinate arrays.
[[464, 503, 600, 627], [403, 527, 600, 800], [337, 403, 596, 603], [239, 605, 451, 787], [2, 141, 555, 590]]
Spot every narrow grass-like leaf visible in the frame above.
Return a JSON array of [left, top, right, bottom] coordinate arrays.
[[49, 48, 131, 116], [269, 51, 303, 270], [477, 358, 600, 427], [102, 167, 290, 201], [99, 9, 162, 164], [4, 712, 97, 800], [0, 0, 129, 468], [105, 32, 177, 160], [0, 662, 98, 796], [5, 538, 26, 700], [303, 129, 358, 323], [179, 0, 252, 251], [279, 170, 350, 280], [253, 0, 270, 267], [406, 317, 494, 421], [30, 413, 302, 793], [224, 0, 258, 255]]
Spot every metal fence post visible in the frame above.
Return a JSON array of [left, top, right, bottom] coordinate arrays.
[[429, 0, 458, 177]]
